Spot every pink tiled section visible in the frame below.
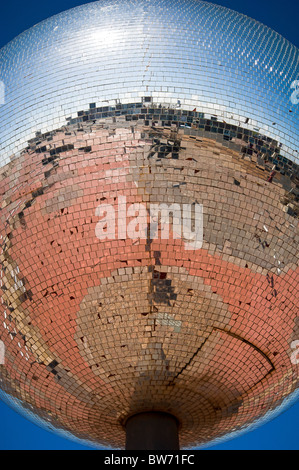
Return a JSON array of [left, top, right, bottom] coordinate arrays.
[[0, 122, 298, 447]]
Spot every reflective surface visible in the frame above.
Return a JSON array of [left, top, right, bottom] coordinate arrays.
[[0, 0, 298, 450], [0, 0, 298, 166]]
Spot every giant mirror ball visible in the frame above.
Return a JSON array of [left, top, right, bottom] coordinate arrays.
[[0, 0, 298, 449]]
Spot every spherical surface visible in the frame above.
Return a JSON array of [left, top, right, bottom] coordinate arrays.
[[0, 0, 298, 449]]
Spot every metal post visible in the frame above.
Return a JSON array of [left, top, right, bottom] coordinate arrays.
[[125, 411, 179, 450]]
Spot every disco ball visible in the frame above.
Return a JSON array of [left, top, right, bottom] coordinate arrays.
[[0, 0, 298, 449]]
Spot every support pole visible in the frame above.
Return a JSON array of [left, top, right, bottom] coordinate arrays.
[[125, 412, 179, 450]]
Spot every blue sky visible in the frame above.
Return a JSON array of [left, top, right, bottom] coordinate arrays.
[[0, 0, 298, 450]]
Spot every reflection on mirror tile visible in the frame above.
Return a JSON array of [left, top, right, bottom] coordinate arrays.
[[0, 0, 298, 450]]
